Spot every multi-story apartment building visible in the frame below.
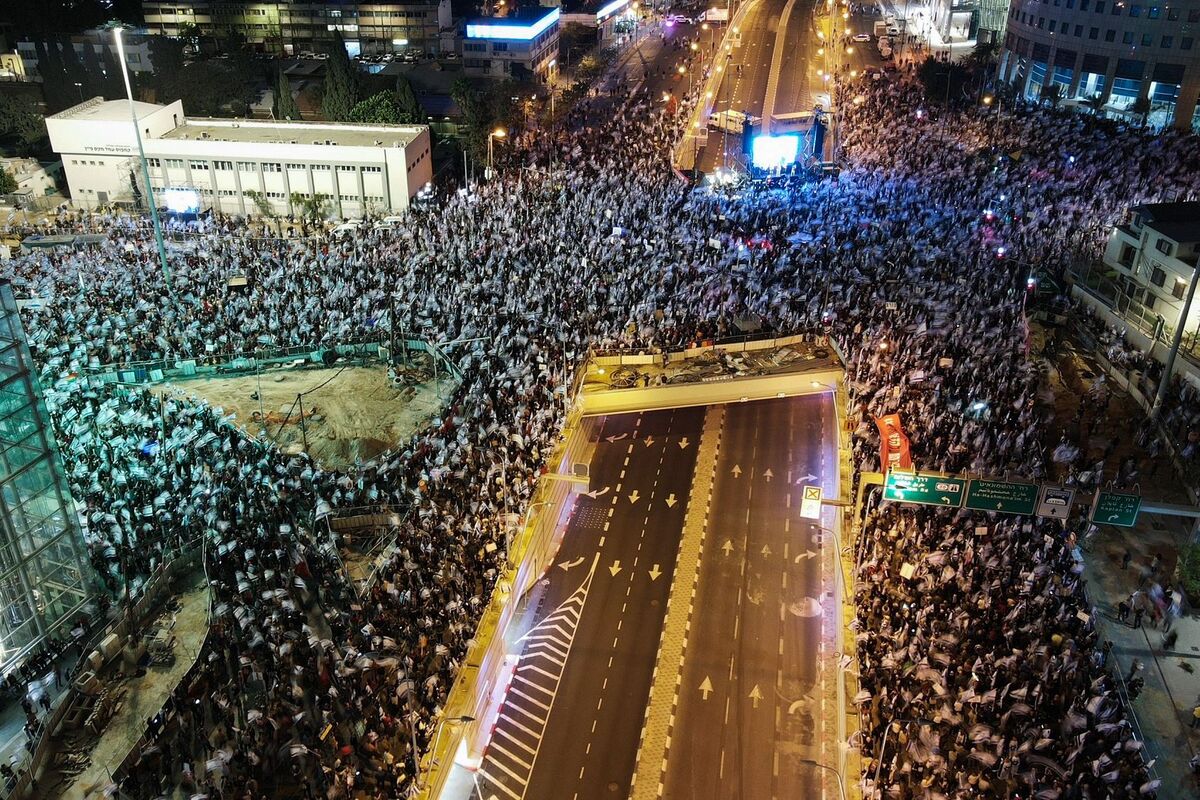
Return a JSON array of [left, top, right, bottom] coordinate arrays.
[[463, 7, 560, 81], [999, 0, 1200, 130], [1073, 201, 1200, 360], [141, 0, 453, 56], [16, 29, 154, 78]]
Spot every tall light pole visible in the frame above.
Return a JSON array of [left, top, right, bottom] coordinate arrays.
[[487, 127, 506, 180], [73, 82, 84, 103], [112, 25, 173, 295], [799, 758, 846, 800]]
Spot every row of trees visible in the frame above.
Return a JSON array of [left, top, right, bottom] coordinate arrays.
[[317, 31, 425, 125]]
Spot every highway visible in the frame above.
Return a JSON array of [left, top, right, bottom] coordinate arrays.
[[476, 407, 705, 800], [661, 395, 839, 800], [695, 0, 789, 173]]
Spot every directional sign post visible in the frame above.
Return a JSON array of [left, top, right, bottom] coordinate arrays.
[[964, 479, 1038, 515], [799, 485, 823, 519], [1091, 491, 1141, 527], [882, 471, 965, 508], [1036, 486, 1075, 520]]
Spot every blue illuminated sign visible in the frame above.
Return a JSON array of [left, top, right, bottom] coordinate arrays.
[[751, 134, 801, 169], [466, 8, 560, 40], [596, 0, 633, 21]]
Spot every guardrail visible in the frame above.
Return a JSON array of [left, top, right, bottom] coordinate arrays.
[[71, 334, 461, 390]]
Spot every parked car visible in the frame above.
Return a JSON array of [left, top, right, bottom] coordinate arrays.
[[852, 33, 872, 42]]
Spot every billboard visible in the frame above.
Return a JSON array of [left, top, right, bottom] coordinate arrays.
[[162, 188, 201, 214]]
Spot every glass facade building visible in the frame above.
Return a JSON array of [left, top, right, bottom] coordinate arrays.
[[0, 282, 89, 671]]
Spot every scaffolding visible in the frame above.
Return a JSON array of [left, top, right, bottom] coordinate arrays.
[[0, 281, 90, 673]]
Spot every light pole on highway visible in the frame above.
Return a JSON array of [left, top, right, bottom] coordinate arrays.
[[798, 758, 846, 800], [487, 127, 506, 180], [111, 23, 173, 296]]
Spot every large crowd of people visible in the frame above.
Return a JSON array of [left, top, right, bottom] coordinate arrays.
[[3, 29, 1200, 800]]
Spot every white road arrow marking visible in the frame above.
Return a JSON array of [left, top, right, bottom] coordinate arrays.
[[790, 597, 824, 617], [721, 540, 734, 556], [794, 550, 817, 562], [628, 489, 641, 504], [665, 493, 678, 508], [644, 435, 655, 447], [678, 437, 691, 449], [557, 557, 585, 571], [788, 699, 805, 715], [699, 676, 714, 700], [749, 685, 763, 708], [648, 564, 662, 581], [609, 560, 623, 577], [763, 468, 774, 482], [584, 486, 611, 499], [605, 433, 628, 443], [761, 544, 772, 557], [796, 473, 818, 484], [731, 465, 743, 477]]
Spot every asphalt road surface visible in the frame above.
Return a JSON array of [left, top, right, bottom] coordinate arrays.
[[476, 407, 705, 800], [662, 395, 839, 800], [695, 0, 785, 173]]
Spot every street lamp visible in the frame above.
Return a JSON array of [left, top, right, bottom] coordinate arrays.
[[111, 24, 172, 295], [73, 82, 84, 103], [486, 128, 506, 180], [798, 758, 846, 800]]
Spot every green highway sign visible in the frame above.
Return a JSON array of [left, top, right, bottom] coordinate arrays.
[[883, 472, 965, 508], [1091, 491, 1141, 527], [964, 479, 1038, 515]]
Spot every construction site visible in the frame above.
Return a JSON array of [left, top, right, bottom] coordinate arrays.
[[170, 354, 453, 470]]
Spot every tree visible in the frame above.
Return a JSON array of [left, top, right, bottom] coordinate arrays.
[[0, 168, 17, 196], [1081, 94, 1106, 115], [166, 61, 254, 117], [289, 192, 331, 234], [916, 59, 971, 106], [37, 39, 74, 112], [274, 69, 301, 120], [394, 75, 423, 123], [1132, 95, 1152, 127], [58, 40, 89, 103], [0, 94, 49, 155], [349, 91, 406, 124], [321, 30, 358, 121], [1039, 82, 1063, 107], [80, 43, 110, 99], [244, 189, 283, 236], [148, 36, 185, 103]]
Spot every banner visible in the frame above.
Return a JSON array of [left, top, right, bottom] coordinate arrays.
[[875, 413, 913, 472]]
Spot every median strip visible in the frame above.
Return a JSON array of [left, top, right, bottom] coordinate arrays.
[[629, 404, 725, 798]]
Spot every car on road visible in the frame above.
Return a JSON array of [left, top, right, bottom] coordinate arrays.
[[665, 13, 693, 24], [852, 33, 872, 42]]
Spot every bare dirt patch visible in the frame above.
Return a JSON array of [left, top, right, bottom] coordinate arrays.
[[169, 365, 451, 469]]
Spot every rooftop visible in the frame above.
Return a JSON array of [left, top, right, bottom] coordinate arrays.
[[1133, 201, 1200, 244], [47, 97, 165, 123], [160, 118, 425, 149], [466, 6, 559, 38]]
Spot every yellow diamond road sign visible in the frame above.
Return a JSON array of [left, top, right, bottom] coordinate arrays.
[[800, 485, 823, 520]]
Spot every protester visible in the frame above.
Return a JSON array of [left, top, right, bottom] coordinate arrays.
[[3, 36, 1198, 799]]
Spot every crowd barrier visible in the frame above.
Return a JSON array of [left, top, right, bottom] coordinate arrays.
[[76, 335, 458, 390]]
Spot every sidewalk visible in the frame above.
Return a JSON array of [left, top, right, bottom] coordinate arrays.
[[1039, 322, 1199, 798]]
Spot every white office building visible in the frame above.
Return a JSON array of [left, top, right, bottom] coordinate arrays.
[[45, 97, 434, 218]]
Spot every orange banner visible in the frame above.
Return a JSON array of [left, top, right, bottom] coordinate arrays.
[[875, 413, 913, 472]]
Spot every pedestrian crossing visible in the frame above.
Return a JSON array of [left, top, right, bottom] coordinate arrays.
[[476, 555, 597, 800]]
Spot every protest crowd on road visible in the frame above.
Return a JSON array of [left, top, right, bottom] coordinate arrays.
[[3, 42, 1200, 800]]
